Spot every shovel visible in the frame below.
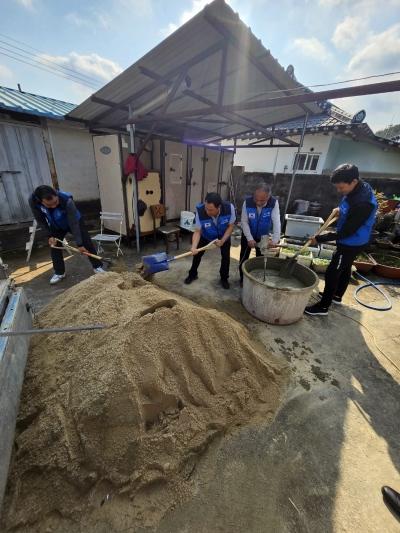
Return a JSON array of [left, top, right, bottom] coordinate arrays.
[[53, 239, 104, 261], [142, 239, 217, 275], [279, 213, 338, 278]]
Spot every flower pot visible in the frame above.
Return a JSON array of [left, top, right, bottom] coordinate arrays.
[[371, 253, 400, 279]]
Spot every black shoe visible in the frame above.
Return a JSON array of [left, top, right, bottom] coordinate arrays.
[[221, 279, 230, 290], [184, 274, 198, 285], [382, 486, 400, 517], [305, 303, 328, 316], [318, 292, 342, 305]]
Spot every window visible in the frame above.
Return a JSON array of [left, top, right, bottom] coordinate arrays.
[[293, 153, 320, 172]]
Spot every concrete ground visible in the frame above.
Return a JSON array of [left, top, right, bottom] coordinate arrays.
[[3, 235, 400, 533]]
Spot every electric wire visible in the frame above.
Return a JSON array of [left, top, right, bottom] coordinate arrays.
[[0, 32, 102, 85], [0, 49, 99, 90]]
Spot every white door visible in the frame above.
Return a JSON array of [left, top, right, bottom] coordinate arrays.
[[219, 151, 233, 201], [188, 146, 204, 211], [93, 134, 126, 234], [203, 148, 221, 196], [0, 123, 52, 224], [164, 141, 187, 220]]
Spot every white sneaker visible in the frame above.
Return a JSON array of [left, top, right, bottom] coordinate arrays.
[[93, 266, 106, 274], [50, 273, 65, 285]]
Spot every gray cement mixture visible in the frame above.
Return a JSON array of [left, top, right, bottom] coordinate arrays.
[[250, 269, 306, 289]]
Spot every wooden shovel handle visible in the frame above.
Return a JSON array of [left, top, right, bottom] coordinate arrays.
[[173, 239, 218, 260], [55, 239, 103, 261], [296, 214, 338, 256]]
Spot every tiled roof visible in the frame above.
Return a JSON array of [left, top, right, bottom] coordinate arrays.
[[237, 101, 400, 148]]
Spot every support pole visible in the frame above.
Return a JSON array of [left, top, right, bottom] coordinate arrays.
[[283, 113, 308, 221], [128, 105, 141, 252]]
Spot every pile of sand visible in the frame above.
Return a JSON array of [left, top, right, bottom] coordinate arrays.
[[2, 272, 285, 532]]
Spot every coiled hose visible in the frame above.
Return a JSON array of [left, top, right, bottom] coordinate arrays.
[[353, 271, 400, 311]]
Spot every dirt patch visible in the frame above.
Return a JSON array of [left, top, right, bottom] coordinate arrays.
[[2, 272, 286, 532], [311, 365, 331, 382]]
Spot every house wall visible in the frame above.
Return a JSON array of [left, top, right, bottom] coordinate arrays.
[[230, 133, 332, 175], [48, 121, 100, 201], [324, 135, 400, 176]]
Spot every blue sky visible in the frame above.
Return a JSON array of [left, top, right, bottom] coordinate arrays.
[[1, 0, 400, 131]]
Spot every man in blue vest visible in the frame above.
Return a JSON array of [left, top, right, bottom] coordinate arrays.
[[185, 192, 236, 289], [239, 183, 281, 286], [305, 164, 377, 316], [29, 185, 105, 284]]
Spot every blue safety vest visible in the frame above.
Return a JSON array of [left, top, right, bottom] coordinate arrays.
[[245, 196, 276, 240], [337, 181, 377, 246], [35, 191, 81, 232], [196, 201, 233, 241]]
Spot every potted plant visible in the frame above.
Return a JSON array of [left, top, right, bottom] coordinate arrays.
[[354, 253, 377, 273], [371, 253, 400, 279]]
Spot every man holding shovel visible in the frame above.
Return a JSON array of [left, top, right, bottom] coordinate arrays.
[[184, 192, 236, 289], [305, 164, 377, 316], [239, 183, 281, 286], [29, 185, 106, 284]]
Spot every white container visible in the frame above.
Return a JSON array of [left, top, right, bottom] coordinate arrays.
[[318, 247, 334, 260], [180, 210, 195, 230], [285, 214, 324, 239], [279, 247, 313, 268], [312, 259, 330, 273]]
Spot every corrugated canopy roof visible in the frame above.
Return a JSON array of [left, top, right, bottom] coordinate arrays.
[[0, 85, 75, 119], [68, 0, 321, 143]]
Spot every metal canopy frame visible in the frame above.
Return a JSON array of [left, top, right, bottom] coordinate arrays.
[[69, 0, 322, 144], [67, 0, 400, 253]]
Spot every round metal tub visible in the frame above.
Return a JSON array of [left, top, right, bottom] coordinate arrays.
[[242, 257, 319, 325]]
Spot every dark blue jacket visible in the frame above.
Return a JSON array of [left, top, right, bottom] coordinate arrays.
[[31, 190, 81, 233], [196, 201, 232, 241], [337, 181, 377, 246], [245, 196, 276, 240]]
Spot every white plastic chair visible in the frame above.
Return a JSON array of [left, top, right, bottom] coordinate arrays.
[[92, 212, 124, 257]]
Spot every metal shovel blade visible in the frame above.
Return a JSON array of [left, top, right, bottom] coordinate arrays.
[[279, 255, 298, 278], [142, 252, 169, 275]]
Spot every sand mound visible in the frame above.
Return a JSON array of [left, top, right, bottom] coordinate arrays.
[[2, 272, 285, 532]]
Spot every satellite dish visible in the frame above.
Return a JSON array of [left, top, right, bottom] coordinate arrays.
[[286, 64, 295, 79], [351, 109, 366, 123]]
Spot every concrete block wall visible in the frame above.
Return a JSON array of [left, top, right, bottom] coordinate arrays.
[[234, 170, 400, 220]]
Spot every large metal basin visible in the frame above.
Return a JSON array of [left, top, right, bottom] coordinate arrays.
[[242, 257, 318, 325]]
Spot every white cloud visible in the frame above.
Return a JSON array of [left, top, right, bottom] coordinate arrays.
[[15, 0, 34, 9], [66, 12, 87, 27], [39, 52, 123, 84], [335, 92, 400, 132], [292, 37, 331, 62], [332, 16, 367, 50], [118, 0, 154, 18], [347, 23, 400, 75], [66, 11, 111, 30], [161, 0, 233, 37], [318, 0, 348, 5], [332, 23, 400, 130], [320, 0, 400, 12], [0, 64, 14, 83]]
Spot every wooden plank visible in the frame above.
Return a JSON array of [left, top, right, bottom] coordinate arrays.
[[0, 288, 33, 511]]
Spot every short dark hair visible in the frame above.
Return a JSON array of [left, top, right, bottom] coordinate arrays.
[[34, 185, 57, 201], [205, 192, 222, 208], [331, 164, 359, 184]]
